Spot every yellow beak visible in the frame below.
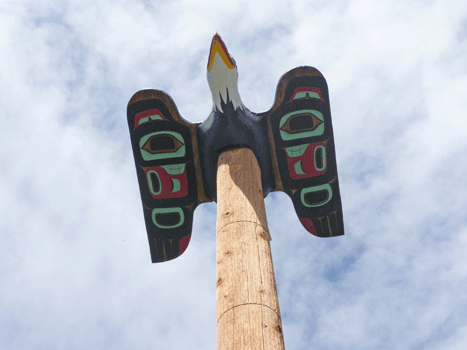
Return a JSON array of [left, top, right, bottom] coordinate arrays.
[[207, 33, 235, 72]]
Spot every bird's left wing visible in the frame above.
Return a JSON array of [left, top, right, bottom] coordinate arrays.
[[266, 67, 344, 237], [127, 90, 210, 263]]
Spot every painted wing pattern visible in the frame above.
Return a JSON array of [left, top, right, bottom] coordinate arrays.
[[127, 90, 210, 262], [267, 66, 344, 237]]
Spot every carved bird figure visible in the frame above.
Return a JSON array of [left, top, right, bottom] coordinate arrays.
[[127, 34, 344, 262]]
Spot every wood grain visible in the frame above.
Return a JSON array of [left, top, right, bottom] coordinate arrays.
[[216, 147, 285, 350]]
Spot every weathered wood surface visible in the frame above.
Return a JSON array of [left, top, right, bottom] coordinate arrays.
[[216, 148, 285, 350]]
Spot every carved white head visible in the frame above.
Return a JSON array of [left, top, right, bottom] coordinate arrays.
[[207, 34, 244, 112]]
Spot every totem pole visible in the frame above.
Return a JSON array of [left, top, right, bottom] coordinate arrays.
[[127, 34, 344, 350]]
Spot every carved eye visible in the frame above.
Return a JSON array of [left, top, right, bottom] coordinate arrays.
[[281, 113, 323, 134], [139, 131, 186, 161], [142, 134, 183, 154], [279, 110, 324, 140]]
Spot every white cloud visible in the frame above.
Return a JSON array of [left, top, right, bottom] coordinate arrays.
[[1, 0, 467, 349]]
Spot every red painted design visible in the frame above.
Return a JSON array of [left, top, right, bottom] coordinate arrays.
[[288, 87, 324, 102], [145, 165, 188, 199], [285, 142, 327, 179], [134, 109, 167, 129], [299, 218, 318, 236], [179, 235, 191, 255]]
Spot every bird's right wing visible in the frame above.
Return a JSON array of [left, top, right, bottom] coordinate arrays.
[[266, 67, 344, 237]]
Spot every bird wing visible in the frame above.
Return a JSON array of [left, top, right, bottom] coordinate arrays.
[[127, 90, 210, 262], [266, 67, 344, 237]]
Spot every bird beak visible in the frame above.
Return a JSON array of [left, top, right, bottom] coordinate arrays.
[[207, 33, 236, 72]]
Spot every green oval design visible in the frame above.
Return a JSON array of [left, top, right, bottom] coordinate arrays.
[[152, 207, 184, 229], [314, 146, 326, 171], [300, 184, 332, 208], [147, 170, 162, 196]]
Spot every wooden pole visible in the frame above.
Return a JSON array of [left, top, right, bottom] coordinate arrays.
[[216, 147, 285, 350]]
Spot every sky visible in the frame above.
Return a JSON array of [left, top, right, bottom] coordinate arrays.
[[1, 0, 467, 349]]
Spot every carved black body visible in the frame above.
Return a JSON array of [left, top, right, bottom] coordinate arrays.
[[197, 99, 275, 201]]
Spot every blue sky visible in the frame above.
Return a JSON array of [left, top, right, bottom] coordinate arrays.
[[2, 0, 467, 349]]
